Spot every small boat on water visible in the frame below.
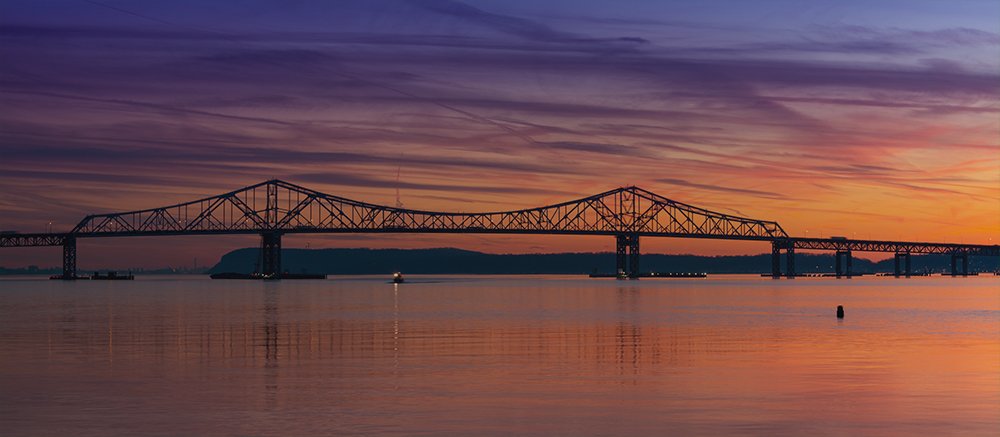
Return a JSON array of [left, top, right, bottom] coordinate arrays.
[[392, 272, 405, 283]]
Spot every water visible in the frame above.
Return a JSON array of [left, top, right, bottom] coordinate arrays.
[[1, 275, 997, 436]]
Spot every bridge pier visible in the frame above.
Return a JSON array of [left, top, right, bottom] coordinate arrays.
[[61, 236, 77, 280], [906, 252, 911, 277], [894, 252, 911, 277], [630, 235, 639, 279], [835, 250, 854, 278], [950, 253, 969, 276], [260, 232, 282, 279], [771, 242, 781, 278], [770, 240, 795, 278], [615, 234, 639, 279], [785, 246, 796, 278], [835, 250, 852, 278]]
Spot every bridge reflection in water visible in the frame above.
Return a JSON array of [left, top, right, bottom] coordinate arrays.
[[4, 277, 998, 435], [1, 179, 996, 278]]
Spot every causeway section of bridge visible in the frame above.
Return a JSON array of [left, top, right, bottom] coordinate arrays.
[[2, 180, 996, 279]]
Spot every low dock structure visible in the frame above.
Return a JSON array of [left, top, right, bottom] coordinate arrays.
[[210, 272, 326, 280], [589, 272, 706, 279], [50, 271, 134, 280]]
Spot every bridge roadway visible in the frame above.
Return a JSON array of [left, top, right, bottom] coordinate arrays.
[[1, 180, 996, 279]]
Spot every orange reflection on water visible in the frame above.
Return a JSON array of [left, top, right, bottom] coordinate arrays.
[[1, 275, 997, 436]]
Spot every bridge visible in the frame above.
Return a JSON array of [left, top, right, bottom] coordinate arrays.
[[1, 179, 996, 279]]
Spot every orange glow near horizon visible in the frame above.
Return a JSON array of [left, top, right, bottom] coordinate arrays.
[[0, 1, 997, 268]]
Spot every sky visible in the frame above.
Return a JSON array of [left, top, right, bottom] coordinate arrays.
[[1, 0, 998, 269]]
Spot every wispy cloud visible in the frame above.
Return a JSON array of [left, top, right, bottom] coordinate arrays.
[[655, 178, 787, 200], [0, 0, 997, 265]]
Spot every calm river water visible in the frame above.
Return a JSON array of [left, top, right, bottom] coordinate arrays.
[[1, 275, 997, 436]]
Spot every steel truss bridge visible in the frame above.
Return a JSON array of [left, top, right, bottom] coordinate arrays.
[[1, 179, 996, 279]]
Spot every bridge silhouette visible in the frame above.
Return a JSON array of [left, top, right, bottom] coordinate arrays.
[[1, 179, 996, 279]]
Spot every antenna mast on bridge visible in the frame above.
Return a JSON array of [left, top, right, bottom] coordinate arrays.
[[395, 165, 403, 209]]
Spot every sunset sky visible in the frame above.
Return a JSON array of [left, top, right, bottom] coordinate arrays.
[[1, 0, 998, 268]]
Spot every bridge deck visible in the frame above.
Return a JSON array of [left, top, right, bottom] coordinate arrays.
[[1, 231, 996, 257]]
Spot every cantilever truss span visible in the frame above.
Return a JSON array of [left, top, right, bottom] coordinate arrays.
[[69, 179, 789, 240], [2, 179, 996, 280]]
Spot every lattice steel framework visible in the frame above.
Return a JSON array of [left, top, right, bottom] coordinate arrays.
[[67, 180, 789, 240], [2, 180, 997, 280], [789, 238, 999, 256], [0, 233, 68, 247]]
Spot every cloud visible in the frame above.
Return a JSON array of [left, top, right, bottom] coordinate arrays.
[[0, 128, 568, 176], [292, 172, 576, 198], [0, 90, 297, 126], [536, 141, 653, 157], [410, 0, 574, 41], [0, 0, 997, 264], [813, 25, 1000, 48], [654, 178, 786, 200]]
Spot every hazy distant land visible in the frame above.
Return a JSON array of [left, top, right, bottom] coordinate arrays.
[[4, 248, 996, 276], [206, 248, 999, 276]]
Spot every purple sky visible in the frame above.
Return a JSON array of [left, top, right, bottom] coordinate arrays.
[[1, 0, 998, 268]]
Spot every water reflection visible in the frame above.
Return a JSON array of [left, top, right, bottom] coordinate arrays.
[[22, 282, 998, 384], [262, 286, 278, 408], [0, 276, 997, 436], [393, 282, 399, 391], [616, 286, 642, 379]]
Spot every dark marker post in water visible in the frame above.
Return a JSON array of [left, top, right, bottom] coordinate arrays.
[[837, 305, 845, 319]]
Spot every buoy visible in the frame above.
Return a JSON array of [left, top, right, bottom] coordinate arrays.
[[836, 305, 844, 319]]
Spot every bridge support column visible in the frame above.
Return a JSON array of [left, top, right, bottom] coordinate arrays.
[[893, 252, 911, 278], [615, 234, 640, 279], [847, 251, 853, 277], [260, 232, 281, 279], [835, 250, 852, 278], [771, 239, 794, 278], [835, 251, 841, 277], [616, 235, 626, 278], [785, 246, 795, 278], [771, 242, 781, 278], [948, 253, 970, 276], [61, 236, 77, 280], [629, 235, 640, 279]]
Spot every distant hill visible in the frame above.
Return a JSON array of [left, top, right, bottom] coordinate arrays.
[[208, 248, 1000, 275]]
